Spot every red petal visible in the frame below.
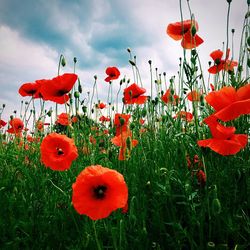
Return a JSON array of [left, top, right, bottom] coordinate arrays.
[[214, 99, 250, 121], [197, 138, 243, 156], [236, 83, 250, 101], [205, 86, 237, 111], [210, 50, 223, 61]]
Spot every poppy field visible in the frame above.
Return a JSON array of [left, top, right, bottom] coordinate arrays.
[[0, 1, 250, 249]]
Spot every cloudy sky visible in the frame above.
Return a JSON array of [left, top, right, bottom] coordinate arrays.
[[0, 0, 247, 122]]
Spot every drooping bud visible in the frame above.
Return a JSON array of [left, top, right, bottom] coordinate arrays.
[[74, 91, 80, 98], [61, 56, 66, 67], [191, 25, 197, 36], [129, 60, 136, 66]]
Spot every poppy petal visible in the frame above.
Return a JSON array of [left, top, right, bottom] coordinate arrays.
[[197, 138, 243, 156], [214, 99, 250, 121], [205, 86, 237, 111]]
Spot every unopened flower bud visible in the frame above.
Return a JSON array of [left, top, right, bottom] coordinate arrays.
[[129, 60, 136, 66], [119, 117, 125, 126], [73, 57, 77, 63], [74, 91, 80, 98], [61, 56, 66, 67], [191, 25, 197, 36], [127, 48, 131, 53]]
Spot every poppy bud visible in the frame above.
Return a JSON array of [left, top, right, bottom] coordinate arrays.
[[82, 106, 87, 113], [212, 198, 221, 215], [148, 60, 152, 65], [2, 104, 5, 108], [129, 60, 136, 66], [120, 80, 123, 85], [78, 84, 82, 93], [94, 75, 97, 80], [47, 110, 52, 117], [163, 72, 166, 76], [119, 117, 125, 126], [61, 56, 66, 67], [191, 25, 197, 36], [127, 48, 131, 53], [191, 49, 197, 56], [226, 0, 232, 3], [73, 57, 77, 64], [74, 91, 80, 98]]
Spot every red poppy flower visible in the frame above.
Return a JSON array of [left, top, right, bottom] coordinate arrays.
[[72, 165, 128, 220], [0, 119, 7, 128], [114, 113, 131, 135], [56, 113, 71, 126], [167, 19, 203, 49], [71, 116, 78, 123], [197, 115, 248, 155], [161, 89, 179, 104], [36, 120, 50, 131], [99, 115, 110, 122], [96, 102, 106, 109], [205, 84, 250, 121], [187, 90, 201, 102], [208, 49, 237, 74], [174, 111, 193, 122], [105, 67, 120, 82], [40, 133, 78, 171], [7, 118, 24, 134], [197, 170, 206, 186], [40, 73, 78, 104], [123, 83, 147, 105], [111, 130, 138, 161], [18, 81, 42, 98]]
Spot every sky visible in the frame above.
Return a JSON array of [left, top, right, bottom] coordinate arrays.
[[0, 0, 247, 122]]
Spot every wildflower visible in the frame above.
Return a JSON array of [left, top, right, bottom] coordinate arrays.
[[99, 115, 110, 122], [36, 120, 49, 132], [197, 115, 248, 155], [161, 89, 179, 104], [40, 133, 78, 171], [123, 83, 147, 105], [208, 49, 237, 74], [72, 165, 128, 220], [187, 90, 201, 102], [71, 116, 78, 123], [96, 102, 106, 109], [105, 67, 120, 82], [111, 130, 138, 160], [0, 119, 7, 128], [40, 73, 78, 104], [56, 113, 71, 126], [114, 113, 131, 135], [7, 118, 24, 135], [205, 84, 250, 121], [197, 170, 206, 186], [167, 19, 204, 49], [174, 111, 193, 122], [18, 81, 42, 98]]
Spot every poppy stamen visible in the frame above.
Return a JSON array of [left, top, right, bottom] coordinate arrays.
[[56, 148, 64, 155], [93, 185, 107, 199]]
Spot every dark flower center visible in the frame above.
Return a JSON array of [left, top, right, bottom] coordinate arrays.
[[56, 148, 64, 155], [27, 89, 37, 95], [215, 58, 221, 65], [93, 185, 107, 199], [57, 89, 68, 96]]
